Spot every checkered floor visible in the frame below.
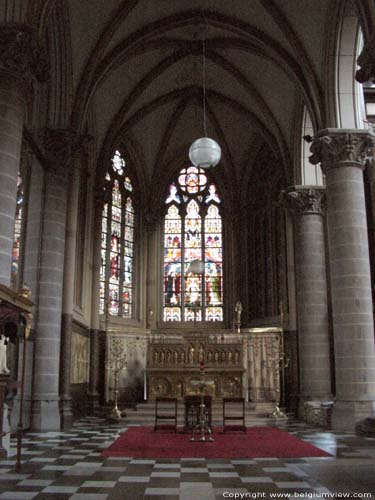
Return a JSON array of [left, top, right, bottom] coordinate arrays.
[[0, 418, 374, 499]]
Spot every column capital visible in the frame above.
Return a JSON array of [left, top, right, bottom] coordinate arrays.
[[281, 186, 326, 216], [0, 23, 49, 84], [356, 32, 375, 84], [44, 128, 74, 176], [144, 210, 162, 232], [309, 129, 374, 173], [40, 128, 76, 177]]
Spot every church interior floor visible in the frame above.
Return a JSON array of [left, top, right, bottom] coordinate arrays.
[[0, 418, 374, 500]]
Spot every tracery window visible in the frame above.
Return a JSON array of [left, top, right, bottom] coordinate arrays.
[[100, 150, 135, 318], [11, 173, 24, 290], [163, 166, 223, 322]]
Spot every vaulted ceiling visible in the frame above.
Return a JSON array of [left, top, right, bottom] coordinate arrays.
[[44, 0, 367, 196]]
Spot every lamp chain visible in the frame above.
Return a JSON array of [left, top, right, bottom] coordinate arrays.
[[202, 35, 207, 137]]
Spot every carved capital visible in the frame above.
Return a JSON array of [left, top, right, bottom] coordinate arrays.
[[309, 130, 374, 173], [0, 23, 49, 83], [356, 32, 375, 84], [144, 211, 162, 231], [281, 187, 326, 215], [42, 128, 75, 176]]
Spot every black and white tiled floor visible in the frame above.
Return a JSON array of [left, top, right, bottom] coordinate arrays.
[[0, 418, 374, 499]]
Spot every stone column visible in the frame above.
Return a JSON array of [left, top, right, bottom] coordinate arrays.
[[59, 161, 80, 429], [31, 129, 73, 431], [282, 187, 332, 416], [310, 129, 375, 430], [10, 155, 43, 431], [0, 24, 47, 286]]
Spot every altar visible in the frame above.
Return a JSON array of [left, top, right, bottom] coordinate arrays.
[[147, 334, 244, 399], [104, 328, 283, 406], [146, 328, 282, 403]]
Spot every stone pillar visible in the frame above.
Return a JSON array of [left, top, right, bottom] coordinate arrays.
[[31, 129, 73, 431], [282, 187, 332, 416], [0, 24, 47, 286], [10, 156, 43, 431], [59, 162, 80, 429], [310, 129, 375, 430]]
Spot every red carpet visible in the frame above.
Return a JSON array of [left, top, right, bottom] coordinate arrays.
[[102, 427, 331, 458]]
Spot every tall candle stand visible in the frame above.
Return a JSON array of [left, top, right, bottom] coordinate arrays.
[[271, 302, 290, 419], [107, 337, 127, 421], [190, 361, 214, 442]]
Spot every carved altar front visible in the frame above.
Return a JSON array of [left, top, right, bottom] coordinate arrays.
[[147, 334, 244, 399], [146, 329, 283, 404]]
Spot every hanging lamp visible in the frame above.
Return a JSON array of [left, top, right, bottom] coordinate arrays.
[[189, 30, 221, 169]]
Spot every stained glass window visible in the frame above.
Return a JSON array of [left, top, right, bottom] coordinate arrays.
[[100, 150, 135, 318], [11, 173, 24, 289], [163, 166, 223, 322]]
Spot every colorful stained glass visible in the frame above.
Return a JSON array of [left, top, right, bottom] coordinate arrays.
[[205, 306, 223, 321], [178, 166, 207, 194], [109, 283, 119, 315], [163, 169, 223, 322], [185, 275, 202, 306], [11, 174, 24, 289], [185, 307, 202, 322], [164, 307, 181, 322], [100, 150, 135, 318], [166, 183, 181, 204], [163, 204, 182, 313], [204, 203, 223, 311], [205, 184, 220, 203], [112, 150, 125, 175], [124, 176, 133, 191]]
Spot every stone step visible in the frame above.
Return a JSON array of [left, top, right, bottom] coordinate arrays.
[[98, 400, 287, 427]]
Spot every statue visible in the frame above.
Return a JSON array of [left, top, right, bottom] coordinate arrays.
[[234, 300, 242, 333], [147, 306, 154, 329], [0, 335, 10, 374], [19, 284, 31, 300], [198, 344, 204, 363], [235, 300, 242, 323], [188, 346, 194, 364]]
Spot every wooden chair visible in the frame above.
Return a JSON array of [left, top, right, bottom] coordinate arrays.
[[154, 397, 178, 432], [223, 397, 247, 433]]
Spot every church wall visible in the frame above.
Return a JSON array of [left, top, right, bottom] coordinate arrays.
[[70, 322, 90, 418]]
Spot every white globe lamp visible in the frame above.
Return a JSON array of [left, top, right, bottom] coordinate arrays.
[[189, 137, 221, 169], [187, 259, 205, 275]]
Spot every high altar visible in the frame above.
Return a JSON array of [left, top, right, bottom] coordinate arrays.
[[105, 328, 283, 405]]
